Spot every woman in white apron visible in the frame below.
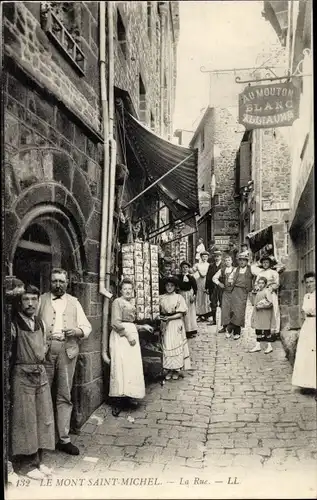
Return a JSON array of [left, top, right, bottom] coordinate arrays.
[[193, 251, 211, 321], [109, 279, 153, 416]]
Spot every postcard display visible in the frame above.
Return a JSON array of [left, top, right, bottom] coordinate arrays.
[[121, 242, 160, 321], [170, 239, 188, 273]]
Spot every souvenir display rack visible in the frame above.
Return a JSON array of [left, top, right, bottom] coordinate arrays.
[[121, 241, 160, 321]]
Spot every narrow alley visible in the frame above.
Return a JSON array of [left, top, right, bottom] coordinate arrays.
[[36, 304, 316, 498]]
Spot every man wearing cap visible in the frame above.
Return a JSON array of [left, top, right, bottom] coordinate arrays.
[[205, 250, 223, 325], [226, 252, 255, 340], [38, 268, 92, 456]]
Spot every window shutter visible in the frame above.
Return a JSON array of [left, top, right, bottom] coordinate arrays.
[[239, 141, 251, 189]]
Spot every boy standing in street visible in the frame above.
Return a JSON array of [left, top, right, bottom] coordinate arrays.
[[11, 285, 55, 480]]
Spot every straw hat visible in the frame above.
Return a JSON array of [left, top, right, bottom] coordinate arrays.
[[200, 251, 209, 257], [238, 251, 249, 261]]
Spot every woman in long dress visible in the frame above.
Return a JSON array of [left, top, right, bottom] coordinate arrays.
[[160, 276, 191, 381], [251, 254, 280, 338], [177, 261, 198, 338], [292, 272, 316, 391], [193, 251, 211, 321], [109, 279, 153, 415]]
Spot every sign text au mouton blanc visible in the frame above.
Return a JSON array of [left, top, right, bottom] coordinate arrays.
[[238, 82, 300, 130]]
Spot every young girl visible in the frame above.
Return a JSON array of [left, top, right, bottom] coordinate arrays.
[[249, 277, 276, 354], [109, 279, 153, 415], [160, 276, 191, 380]]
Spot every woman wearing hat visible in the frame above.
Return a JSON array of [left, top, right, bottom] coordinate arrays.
[[195, 238, 206, 263], [250, 254, 280, 346], [160, 276, 191, 380], [177, 261, 198, 338], [193, 251, 211, 321]]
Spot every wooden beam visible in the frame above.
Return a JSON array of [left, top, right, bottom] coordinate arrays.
[[17, 240, 52, 254]]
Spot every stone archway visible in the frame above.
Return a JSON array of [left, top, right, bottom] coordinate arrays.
[[11, 205, 84, 293]]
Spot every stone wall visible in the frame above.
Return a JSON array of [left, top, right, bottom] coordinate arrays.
[[4, 2, 101, 133], [249, 127, 299, 331], [114, 2, 178, 138], [3, 2, 104, 429], [213, 108, 242, 245]]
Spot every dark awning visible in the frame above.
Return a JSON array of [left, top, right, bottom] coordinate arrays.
[[117, 105, 199, 215], [246, 225, 273, 253], [157, 186, 197, 229]]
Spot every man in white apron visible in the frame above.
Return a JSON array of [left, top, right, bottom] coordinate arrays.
[[38, 268, 92, 456]]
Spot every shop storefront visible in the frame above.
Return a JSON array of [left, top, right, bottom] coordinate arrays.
[[108, 89, 199, 376]]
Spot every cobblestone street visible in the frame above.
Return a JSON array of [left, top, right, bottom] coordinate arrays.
[[26, 302, 315, 498]]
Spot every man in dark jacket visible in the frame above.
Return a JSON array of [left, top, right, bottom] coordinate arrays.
[[205, 250, 223, 325]]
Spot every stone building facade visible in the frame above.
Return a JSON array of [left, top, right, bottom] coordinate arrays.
[[189, 107, 242, 252], [3, 1, 104, 429], [3, 1, 180, 430], [114, 1, 179, 139]]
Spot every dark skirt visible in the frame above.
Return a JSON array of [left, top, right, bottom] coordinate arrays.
[[221, 290, 232, 325]]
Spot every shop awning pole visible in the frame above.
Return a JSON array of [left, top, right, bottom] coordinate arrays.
[[122, 152, 195, 210], [148, 212, 197, 239], [154, 228, 198, 244]]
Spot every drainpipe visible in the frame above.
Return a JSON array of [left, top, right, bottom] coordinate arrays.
[[99, 2, 112, 364], [159, 2, 168, 136], [102, 1, 117, 363]]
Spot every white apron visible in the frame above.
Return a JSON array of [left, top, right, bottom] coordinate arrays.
[[109, 322, 145, 399]]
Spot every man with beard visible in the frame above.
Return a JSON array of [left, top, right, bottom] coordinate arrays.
[[11, 285, 55, 480], [205, 250, 223, 326], [38, 269, 91, 456]]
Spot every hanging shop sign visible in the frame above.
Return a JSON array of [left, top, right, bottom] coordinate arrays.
[[198, 190, 211, 217], [215, 236, 230, 248], [238, 82, 300, 130]]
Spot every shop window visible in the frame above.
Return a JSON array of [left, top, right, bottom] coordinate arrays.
[[139, 75, 147, 124], [40, 2, 86, 75], [117, 8, 127, 59], [147, 2, 152, 41]]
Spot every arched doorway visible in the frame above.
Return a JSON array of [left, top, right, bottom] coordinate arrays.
[[13, 214, 80, 293]]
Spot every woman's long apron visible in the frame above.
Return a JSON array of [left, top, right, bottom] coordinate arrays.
[[11, 322, 55, 456], [179, 289, 197, 334], [109, 322, 145, 399], [292, 317, 316, 389]]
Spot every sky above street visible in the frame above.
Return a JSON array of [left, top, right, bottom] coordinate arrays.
[[173, 0, 281, 132]]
